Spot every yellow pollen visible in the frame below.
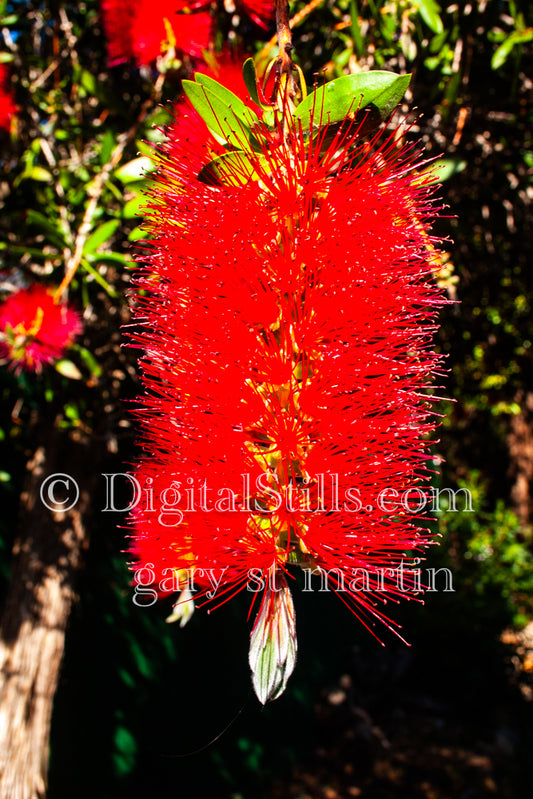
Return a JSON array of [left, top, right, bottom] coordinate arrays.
[[161, 17, 177, 54], [13, 305, 44, 340]]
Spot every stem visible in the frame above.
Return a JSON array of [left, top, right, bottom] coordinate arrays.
[[274, 0, 298, 122], [275, 0, 293, 75], [257, 0, 325, 67]]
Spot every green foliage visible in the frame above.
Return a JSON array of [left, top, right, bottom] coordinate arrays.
[[438, 474, 533, 628], [191, 67, 411, 184]]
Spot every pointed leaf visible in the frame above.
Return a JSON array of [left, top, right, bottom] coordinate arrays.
[[114, 156, 154, 184], [294, 71, 411, 132], [417, 0, 443, 35], [27, 210, 67, 249], [83, 219, 120, 254], [417, 157, 466, 184], [73, 344, 103, 378], [28, 166, 53, 183], [194, 72, 261, 126], [198, 151, 268, 187], [182, 79, 261, 151], [491, 28, 533, 70], [242, 57, 262, 107], [55, 359, 82, 380]]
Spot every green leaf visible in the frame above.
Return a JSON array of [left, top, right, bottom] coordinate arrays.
[[242, 58, 263, 108], [182, 78, 262, 151], [198, 151, 269, 187], [100, 129, 116, 165], [135, 139, 156, 158], [491, 29, 533, 70], [127, 226, 145, 242], [80, 258, 119, 297], [90, 252, 131, 266], [294, 71, 411, 132], [55, 359, 82, 380], [123, 194, 144, 219], [72, 345, 103, 378], [83, 219, 120, 254], [417, 0, 443, 35], [80, 69, 97, 96], [26, 210, 67, 249], [194, 72, 261, 126], [28, 166, 53, 183], [114, 156, 154, 184], [418, 157, 467, 184]]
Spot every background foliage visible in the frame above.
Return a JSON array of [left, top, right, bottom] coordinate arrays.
[[1, 1, 532, 797]]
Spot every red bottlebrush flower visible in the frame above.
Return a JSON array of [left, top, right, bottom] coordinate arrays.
[[228, 0, 274, 28], [100, 0, 136, 66], [128, 66, 448, 701], [0, 285, 81, 373], [101, 0, 213, 67], [0, 64, 16, 133]]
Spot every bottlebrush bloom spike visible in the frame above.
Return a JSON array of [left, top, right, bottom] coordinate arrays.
[[128, 65, 449, 702], [100, 0, 213, 67], [0, 285, 81, 373]]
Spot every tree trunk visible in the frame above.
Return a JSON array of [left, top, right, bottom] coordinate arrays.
[[508, 390, 533, 529], [0, 428, 96, 799]]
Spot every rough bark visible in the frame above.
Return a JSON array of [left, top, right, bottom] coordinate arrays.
[[0, 428, 96, 799], [507, 391, 533, 528]]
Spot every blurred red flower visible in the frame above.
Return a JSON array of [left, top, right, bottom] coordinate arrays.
[[0, 64, 16, 133], [101, 0, 213, 67], [0, 285, 81, 373], [233, 0, 274, 28]]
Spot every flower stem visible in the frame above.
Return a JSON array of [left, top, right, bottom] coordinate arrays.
[[274, 0, 298, 125], [257, 0, 325, 68]]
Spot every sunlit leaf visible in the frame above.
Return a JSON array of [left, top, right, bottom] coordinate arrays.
[[242, 57, 263, 108], [491, 28, 533, 70], [183, 78, 262, 151], [55, 359, 82, 380], [198, 151, 269, 187], [114, 157, 154, 184], [417, 157, 467, 184], [84, 219, 120, 254], [417, 0, 444, 35], [123, 195, 144, 219], [294, 71, 411, 132], [28, 166, 53, 182]]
